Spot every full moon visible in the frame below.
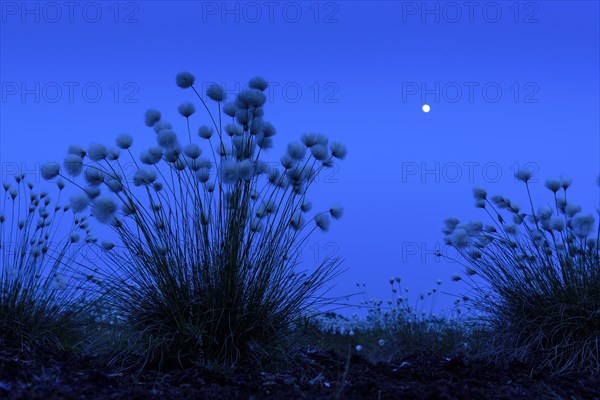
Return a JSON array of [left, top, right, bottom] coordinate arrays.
[[422, 104, 431, 113]]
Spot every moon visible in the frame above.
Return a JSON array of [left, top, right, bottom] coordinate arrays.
[[422, 104, 431, 113]]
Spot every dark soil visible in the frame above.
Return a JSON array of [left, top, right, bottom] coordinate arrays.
[[0, 348, 598, 399]]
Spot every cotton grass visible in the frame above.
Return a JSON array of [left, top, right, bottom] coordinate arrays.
[[51, 72, 347, 369]]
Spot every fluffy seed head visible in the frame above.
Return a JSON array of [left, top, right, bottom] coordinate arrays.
[[198, 125, 213, 139], [287, 142, 306, 161], [68, 145, 86, 157], [70, 194, 90, 213], [472, 187, 487, 201], [571, 212, 595, 238], [157, 129, 178, 148], [133, 168, 157, 186], [330, 142, 347, 160], [315, 213, 331, 232], [235, 88, 266, 109], [92, 196, 117, 223], [248, 76, 269, 91], [222, 102, 237, 117], [87, 143, 107, 161], [301, 133, 328, 147], [329, 206, 344, 220], [545, 179, 561, 193], [144, 109, 162, 127], [206, 84, 226, 101], [84, 168, 105, 186], [183, 143, 201, 159], [41, 163, 60, 180], [515, 169, 532, 183], [178, 102, 196, 118], [310, 144, 329, 161], [176, 71, 195, 88]]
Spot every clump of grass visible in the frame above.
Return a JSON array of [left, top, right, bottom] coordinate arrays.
[[443, 172, 600, 375], [47, 73, 346, 369], [0, 174, 95, 352]]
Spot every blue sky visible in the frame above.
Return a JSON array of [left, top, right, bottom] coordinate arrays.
[[1, 0, 599, 315]]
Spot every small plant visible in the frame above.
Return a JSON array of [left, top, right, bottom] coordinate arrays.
[[0, 174, 95, 352], [312, 279, 481, 363], [45, 72, 346, 369], [443, 172, 600, 375]]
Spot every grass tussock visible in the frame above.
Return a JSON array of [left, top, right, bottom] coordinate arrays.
[[44, 73, 347, 370], [443, 172, 600, 375], [0, 175, 96, 352]]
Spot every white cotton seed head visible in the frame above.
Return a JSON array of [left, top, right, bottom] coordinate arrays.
[[235, 109, 250, 126], [560, 177, 572, 190], [222, 102, 237, 117], [157, 130, 178, 148], [92, 196, 117, 223], [206, 84, 226, 102], [545, 179, 561, 193], [219, 160, 239, 184], [329, 206, 343, 220], [290, 211, 304, 230], [330, 142, 347, 160], [565, 203, 582, 217], [235, 88, 267, 109], [262, 122, 276, 137], [280, 155, 294, 170], [310, 144, 329, 161], [315, 213, 331, 232], [198, 125, 214, 139], [140, 146, 163, 165], [178, 102, 196, 118], [287, 142, 306, 161], [176, 71, 195, 88], [133, 168, 157, 186], [442, 217, 460, 235], [68, 145, 86, 157], [41, 163, 60, 180], [107, 148, 120, 160], [87, 143, 107, 161], [83, 168, 105, 187], [450, 228, 470, 248], [238, 160, 255, 181], [163, 145, 182, 163], [184, 143, 201, 159], [301, 201, 312, 213], [225, 123, 243, 137], [257, 135, 273, 150], [572, 212, 595, 238], [106, 178, 123, 193], [248, 76, 269, 91], [301, 133, 328, 147], [515, 169, 532, 183], [116, 133, 133, 149], [144, 109, 162, 127], [70, 194, 90, 213], [153, 120, 172, 133], [84, 186, 101, 199], [549, 216, 564, 231], [473, 187, 487, 201]]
